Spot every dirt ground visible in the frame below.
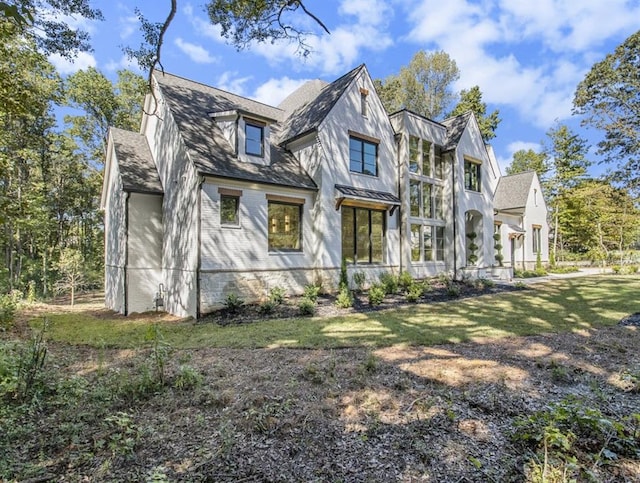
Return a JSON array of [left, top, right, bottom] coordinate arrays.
[[5, 292, 640, 482]]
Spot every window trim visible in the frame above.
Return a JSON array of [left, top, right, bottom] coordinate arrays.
[[341, 206, 386, 264], [218, 188, 242, 227], [348, 133, 379, 177], [267, 200, 303, 252], [244, 120, 264, 157], [464, 159, 481, 192], [532, 224, 542, 253]]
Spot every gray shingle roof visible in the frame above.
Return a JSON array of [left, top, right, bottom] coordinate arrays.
[[441, 111, 473, 151], [278, 64, 366, 144], [153, 71, 316, 190], [494, 171, 535, 211], [110, 127, 163, 194], [278, 79, 328, 117]]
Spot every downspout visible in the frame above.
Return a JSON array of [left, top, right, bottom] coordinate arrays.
[[396, 133, 403, 274], [123, 192, 130, 316], [196, 176, 205, 319]]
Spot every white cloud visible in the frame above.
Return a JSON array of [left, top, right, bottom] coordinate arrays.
[[253, 77, 312, 106], [238, 0, 394, 75], [184, 3, 224, 42], [49, 52, 97, 75], [174, 38, 218, 64], [118, 15, 138, 40], [495, 141, 544, 174], [104, 55, 142, 73], [215, 72, 252, 96]]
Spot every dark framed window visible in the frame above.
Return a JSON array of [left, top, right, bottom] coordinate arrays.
[[422, 140, 431, 177], [245, 121, 264, 157], [434, 226, 445, 261], [532, 225, 541, 253], [409, 136, 420, 174], [409, 180, 421, 217], [268, 202, 302, 251], [434, 146, 443, 179], [464, 160, 481, 191], [341, 206, 385, 263], [349, 136, 377, 176], [220, 195, 239, 225]]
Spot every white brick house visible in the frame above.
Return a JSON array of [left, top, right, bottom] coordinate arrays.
[[101, 65, 549, 317]]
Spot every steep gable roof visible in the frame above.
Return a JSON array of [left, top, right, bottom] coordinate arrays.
[[110, 127, 163, 194], [278, 79, 328, 117], [153, 71, 316, 190], [441, 111, 473, 151], [278, 64, 366, 144], [494, 171, 536, 211]]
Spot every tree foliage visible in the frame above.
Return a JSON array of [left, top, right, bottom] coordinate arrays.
[[0, 0, 102, 58], [374, 50, 460, 119], [544, 123, 591, 198], [448, 85, 500, 141], [506, 149, 549, 178], [573, 30, 640, 195]]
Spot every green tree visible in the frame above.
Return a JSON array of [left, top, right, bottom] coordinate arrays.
[[559, 180, 640, 262], [64, 68, 146, 163], [544, 123, 591, 260], [375, 50, 460, 119], [506, 149, 549, 178], [573, 30, 640, 195], [0, 1, 102, 58], [55, 248, 85, 305], [448, 85, 500, 141]]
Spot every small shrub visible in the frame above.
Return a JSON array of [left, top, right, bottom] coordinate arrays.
[[303, 284, 320, 302], [352, 271, 366, 292], [405, 282, 423, 303], [258, 299, 277, 315], [298, 296, 316, 316], [514, 281, 527, 289], [368, 284, 385, 306], [268, 286, 286, 305], [103, 411, 141, 456], [173, 365, 203, 390], [379, 272, 398, 295], [335, 286, 353, 308], [535, 250, 543, 272], [627, 265, 639, 274], [147, 324, 172, 386], [398, 271, 413, 291], [223, 293, 244, 314], [446, 282, 461, 298], [339, 258, 349, 290], [612, 265, 622, 274], [467, 254, 478, 265], [478, 278, 495, 289]]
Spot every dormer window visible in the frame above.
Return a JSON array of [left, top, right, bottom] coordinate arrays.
[[245, 121, 264, 157]]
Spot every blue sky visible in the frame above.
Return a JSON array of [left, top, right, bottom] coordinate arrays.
[[49, 0, 640, 175]]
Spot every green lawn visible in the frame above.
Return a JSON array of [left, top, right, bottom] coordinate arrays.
[[33, 276, 639, 349]]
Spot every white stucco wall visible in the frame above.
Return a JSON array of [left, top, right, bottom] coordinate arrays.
[[522, 175, 550, 266], [143, 85, 199, 318], [311, 68, 400, 275], [103, 143, 126, 314], [126, 193, 163, 314]]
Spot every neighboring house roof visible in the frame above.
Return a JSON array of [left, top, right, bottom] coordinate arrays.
[[110, 127, 163, 194], [279, 64, 366, 144], [153, 71, 317, 190], [494, 171, 536, 212], [441, 111, 473, 151]]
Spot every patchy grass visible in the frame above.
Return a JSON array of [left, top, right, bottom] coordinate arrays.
[[35, 276, 639, 349]]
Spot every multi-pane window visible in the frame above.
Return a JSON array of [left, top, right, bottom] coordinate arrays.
[[408, 136, 443, 178], [409, 180, 443, 220], [410, 225, 445, 262], [341, 207, 385, 264], [220, 195, 239, 225], [409, 136, 420, 174], [268, 202, 302, 251], [433, 146, 443, 179], [349, 137, 377, 176], [422, 140, 431, 177], [464, 160, 481, 191], [532, 225, 541, 253], [245, 122, 264, 156]]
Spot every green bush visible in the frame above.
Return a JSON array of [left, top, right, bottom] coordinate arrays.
[[173, 365, 203, 390], [446, 282, 461, 298], [405, 282, 423, 303], [335, 286, 353, 309], [223, 293, 244, 314], [298, 296, 316, 316], [339, 258, 349, 290], [398, 271, 413, 291], [0, 293, 17, 330], [379, 272, 398, 295], [303, 284, 320, 302], [268, 286, 286, 305], [258, 299, 277, 315], [368, 284, 386, 306], [352, 271, 366, 292]]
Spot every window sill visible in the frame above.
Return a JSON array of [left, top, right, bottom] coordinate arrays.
[[221, 224, 241, 229]]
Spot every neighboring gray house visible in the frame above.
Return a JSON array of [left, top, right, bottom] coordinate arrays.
[[101, 65, 549, 317]]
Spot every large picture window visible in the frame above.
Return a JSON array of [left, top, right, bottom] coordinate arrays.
[[245, 121, 264, 157], [341, 207, 385, 263], [410, 225, 445, 262], [349, 136, 377, 176], [268, 202, 302, 251], [464, 160, 481, 192]]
